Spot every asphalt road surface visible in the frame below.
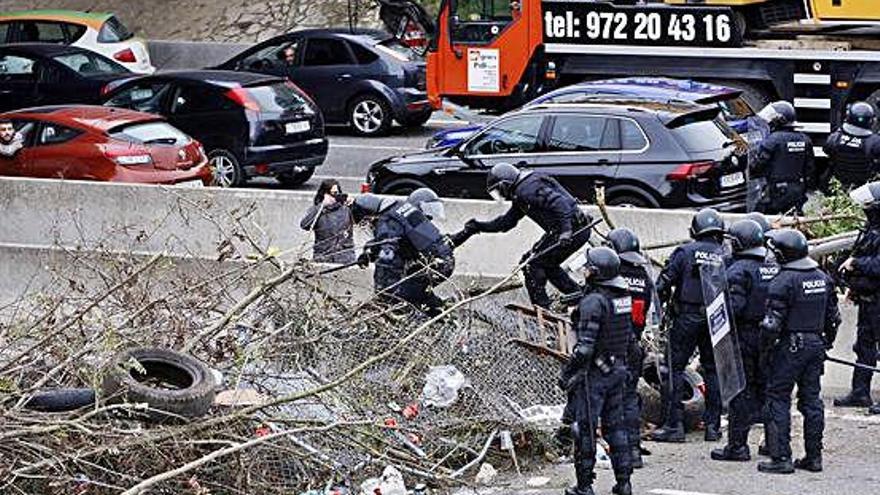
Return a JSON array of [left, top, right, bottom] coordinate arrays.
[[247, 111, 469, 194], [457, 406, 880, 495]]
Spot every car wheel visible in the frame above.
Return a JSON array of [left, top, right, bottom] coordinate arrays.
[[403, 110, 432, 128], [208, 149, 244, 188], [277, 167, 315, 188], [383, 179, 428, 196], [349, 95, 392, 136], [102, 347, 216, 419], [607, 194, 653, 208]]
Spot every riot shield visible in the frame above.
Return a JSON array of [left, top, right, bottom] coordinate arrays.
[[699, 261, 746, 407]]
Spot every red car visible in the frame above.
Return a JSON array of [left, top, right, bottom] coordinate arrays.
[[0, 105, 211, 185]]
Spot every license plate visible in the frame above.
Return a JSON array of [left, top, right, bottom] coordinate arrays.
[[176, 180, 204, 188], [720, 172, 745, 188], [285, 121, 311, 134]]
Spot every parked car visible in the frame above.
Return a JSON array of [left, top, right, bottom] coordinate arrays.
[[0, 105, 211, 185], [102, 70, 328, 187], [366, 99, 749, 211], [0, 44, 132, 112], [0, 10, 154, 73], [426, 77, 758, 149], [216, 28, 431, 136]]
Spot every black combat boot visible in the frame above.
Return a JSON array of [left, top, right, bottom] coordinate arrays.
[[757, 443, 770, 456], [612, 478, 632, 495], [794, 455, 823, 472], [869, 403, 880, 415], [833, 392, 872, 407], [704, 423, 722, 442], [711, 444, 751, 461], [630, 446, 644, 469], [564, 465, 595, 495], [758, 457, 795, 474], [648, 422, 685, 443]]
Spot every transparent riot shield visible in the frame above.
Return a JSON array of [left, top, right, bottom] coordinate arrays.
[[699, 261, 746, 407], [746, 115, 770, 212]]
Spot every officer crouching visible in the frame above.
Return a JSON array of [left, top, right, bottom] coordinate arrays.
[[560, 247, 633, 495], [758, 229, 841, 474]]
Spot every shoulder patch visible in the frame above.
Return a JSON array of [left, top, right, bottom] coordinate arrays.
[[612, 296, 632, 315]]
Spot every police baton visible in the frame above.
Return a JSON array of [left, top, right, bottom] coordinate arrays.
[[305, 237, 403, 278], [825, 354, 880, 374]]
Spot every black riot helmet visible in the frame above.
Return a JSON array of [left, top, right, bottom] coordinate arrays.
[[758, 100, 797, 130], [486, 162, 522, 200], [351, 194, 397, 222], [605, 227, 646, 265], [745, 212, 772, 233], [578, 246, 630, 290], [767, 229, 812, 266], [844, 101, 876, 137], [726, 219, 766, 257], [407, 187, 445, 220], [689, 208, 725, 239], [850, 181, 880, 226]]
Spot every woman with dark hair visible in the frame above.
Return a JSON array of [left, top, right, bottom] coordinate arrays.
[[300, 179, 355, 264]]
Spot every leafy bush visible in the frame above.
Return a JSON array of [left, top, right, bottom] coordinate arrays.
[[802, 179, 865, 238]]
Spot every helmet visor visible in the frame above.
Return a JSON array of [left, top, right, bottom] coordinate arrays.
[[489, 188, 506, 203], [850, 183, 877, 208], [757, 104, 781, 125], [420, 200, 446, 221]]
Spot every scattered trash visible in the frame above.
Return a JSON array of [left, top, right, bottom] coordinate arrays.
[[413, 483, 429, 495], [422, 365, 469, 408], [499, 430, 514, 450], [596, 442, 612, 470], [518, 404, 565, 427], [214, 388, 268, 407], [474, 462, 497, 486], [526, 476, 551, 487], [360, 466, 407, 495], [402, 402, 420, 419]]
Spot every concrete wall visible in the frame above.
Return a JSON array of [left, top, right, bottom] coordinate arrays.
[[148, 40, 249, 71], [0, 177, 872, 394]]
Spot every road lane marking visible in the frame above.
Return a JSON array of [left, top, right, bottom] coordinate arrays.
[[650, 490, 721, 495]]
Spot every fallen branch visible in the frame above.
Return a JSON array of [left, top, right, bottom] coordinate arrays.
[[451, 429, 498, 478]]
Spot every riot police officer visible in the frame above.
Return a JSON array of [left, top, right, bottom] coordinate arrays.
[[745, 212, 773, 234], [561, 247, 633, 495], [711, 220, 779, 462], [752, 101, 815, 214], [759, 229, 840, 474], [606, 228, 653, 468], [834, 182, 880, 412], [649, 209, 726, 443], [358, 189, 460, 316], [466, 163, 592, 309], [823, 101, 880, 188]]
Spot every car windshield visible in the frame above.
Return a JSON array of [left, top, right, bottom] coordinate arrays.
[[53, 51, 129, 75], [110, 121, 190, 146], [243, 82, 308, 112], [671, 118, 737, 153], [376, 39, 418, 62], [716, 96, 754, 120]]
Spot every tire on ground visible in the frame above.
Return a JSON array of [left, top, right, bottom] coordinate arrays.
[[102, 347, 216, 418], [23, 388, 96, 412], [639, 353, 706, 431]]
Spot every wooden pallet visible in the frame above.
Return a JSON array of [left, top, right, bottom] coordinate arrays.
[[504, 302, 574, 357]]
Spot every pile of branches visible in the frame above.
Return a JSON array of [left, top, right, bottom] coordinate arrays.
[[0, 230, 564, 494]]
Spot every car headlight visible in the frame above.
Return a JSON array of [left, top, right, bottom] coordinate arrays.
[[115, 154, 153, 165]]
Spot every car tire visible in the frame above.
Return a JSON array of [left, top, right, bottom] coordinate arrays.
[[23, 388, 96, 412], [208, 149, 244, 188], [277, 167, 315, 188], [607, 193, 653, 208], [403, 110, 432, 128], [349, 94, 393, 136], [102, 347, 216, 419]]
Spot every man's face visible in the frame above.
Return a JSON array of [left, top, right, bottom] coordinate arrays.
[[283, 49, 296, 65], [0, 123, 15, 144]]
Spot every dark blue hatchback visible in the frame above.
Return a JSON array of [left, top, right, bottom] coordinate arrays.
[[427, 77, 759, 148], [217, 29, 431, 137]]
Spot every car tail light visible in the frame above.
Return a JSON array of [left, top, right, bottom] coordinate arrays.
[[666, 161, 714, 181], [225, 88, 261, 112], [101, 84, 113, 96], [113, 48, 137, 63], [361, 183, 371, 193]]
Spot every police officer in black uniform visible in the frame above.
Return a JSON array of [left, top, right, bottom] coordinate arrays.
[[834, 182, 880, 412], [649, 209, 726, 443], [606, 228, 653, 468], [823, 101, 880, 188], [561, 247, 633, 495], [752, 101, 815, 214], [711, 220, 779, 462], [465, 163, 592, 309], [758, 229, 840, 474], [357, 189, 468, 315]]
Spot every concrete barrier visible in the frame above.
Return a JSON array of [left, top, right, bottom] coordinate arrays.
[[148, 40, 249, 71], [0, 177, 873, 394]]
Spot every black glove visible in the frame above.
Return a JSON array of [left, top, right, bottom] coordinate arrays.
[[465, 219, 482, 234], [572, 342, 594, 367], [357, 252, 371, 268], [558, 230, 573, 248], [823, 337, 834, 351]]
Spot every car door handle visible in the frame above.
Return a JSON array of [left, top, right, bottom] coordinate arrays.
[[336, 74, 352, 81]]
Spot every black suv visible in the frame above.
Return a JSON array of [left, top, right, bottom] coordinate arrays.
[[217, 29, 431, 136], [366, 99, 749, 211], [103, 70, 327, 187]]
